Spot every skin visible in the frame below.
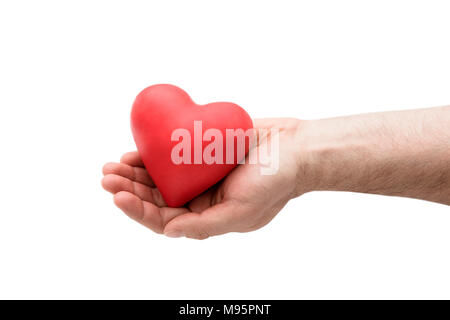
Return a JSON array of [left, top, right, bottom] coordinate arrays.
[[102, 106, 450, 239]]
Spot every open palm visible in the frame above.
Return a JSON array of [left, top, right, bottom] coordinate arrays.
[[102, 118, 303, 239]]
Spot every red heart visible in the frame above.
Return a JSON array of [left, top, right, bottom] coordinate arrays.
[[131, 84, 253, 207]]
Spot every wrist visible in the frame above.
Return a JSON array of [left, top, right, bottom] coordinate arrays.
[[292, 119, 320, 197], [293, 117, 356, 196]]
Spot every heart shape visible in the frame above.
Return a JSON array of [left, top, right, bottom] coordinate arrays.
[[131, 84, 253, 207]]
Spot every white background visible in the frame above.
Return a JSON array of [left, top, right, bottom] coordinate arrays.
[[1, 0, 449, 299]]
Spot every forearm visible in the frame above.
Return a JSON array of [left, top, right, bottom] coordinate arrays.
[[298, 106, 450, 205]]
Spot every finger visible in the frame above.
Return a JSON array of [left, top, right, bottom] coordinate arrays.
[[113, 191, 163, 233], [120, 151, 145, 167], [103, 162, 155, 187], [186, 185, 220, 213], [114, 191, 189, 233], [102, 174, 166, 207], [163, 201, 244, 239]]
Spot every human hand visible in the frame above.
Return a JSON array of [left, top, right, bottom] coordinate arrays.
[[101, 118, 306, 239]]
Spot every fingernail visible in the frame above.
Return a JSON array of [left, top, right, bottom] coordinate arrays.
[[164, 230, 184, 238]]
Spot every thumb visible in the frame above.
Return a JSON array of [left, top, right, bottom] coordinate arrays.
[[163, 201, 243, 240], [252, 118, 276, 130]]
